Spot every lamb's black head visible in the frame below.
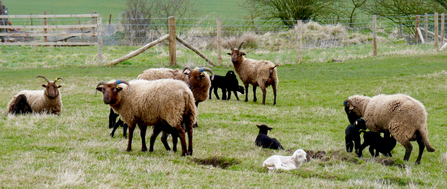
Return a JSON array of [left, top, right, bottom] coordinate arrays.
[[225, 71, 236, 78], [354, 118, 367, 130], [257, 124, 272, 135]]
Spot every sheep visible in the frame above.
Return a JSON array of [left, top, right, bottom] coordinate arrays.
[[227, 42, 279, 105], [343, 94, 436, 164], [262, 149, 307, 171], [345, 118, 367, 154], [209, 70, 245, 101], [96, 79, 196, 156], [9, 94, 33, 114], [7, 76, 63, 115], [255, 124, 284, 150], [109, 108, 127, 138], [357, 131, 397, 158]]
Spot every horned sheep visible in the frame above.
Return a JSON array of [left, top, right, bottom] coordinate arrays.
[[7, 76, 63, 115], [227, 42, 279, 105], [343, 94, 435, 164], [96, 79, 196, 156]]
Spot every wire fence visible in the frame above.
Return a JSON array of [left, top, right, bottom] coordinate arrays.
[[0, 14, 444, 69]]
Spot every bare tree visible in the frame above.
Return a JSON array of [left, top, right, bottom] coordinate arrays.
[[122, 0, 153, 45], [151, 0, 200, 35]]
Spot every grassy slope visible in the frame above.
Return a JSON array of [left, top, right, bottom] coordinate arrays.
[[0, 53, 446, 187], [2, 0, 247, 19]]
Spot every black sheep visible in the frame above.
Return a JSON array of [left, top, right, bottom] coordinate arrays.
[[255, 124, 284, 150], [10, 94, 33, 114], [357, 131, 397, 158], [109, 109, 127, 138], [345, 118, 367, 154], [209, 71, 244, 100]]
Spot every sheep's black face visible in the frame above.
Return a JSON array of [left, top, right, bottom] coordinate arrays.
[[43, 82, 61, 99], [345, 105, 361, 124], [257, 124, 272, 135], [354, 119, 367, 130]]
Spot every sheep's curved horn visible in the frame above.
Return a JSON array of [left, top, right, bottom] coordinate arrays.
[[343, 99, 355, 107], [36, 76, 50, 83], [55, 77, 64, 83], [238, 42, 245, 50], [228, 42, 235, 50], [183, 66, 193, 74], [116, 80, 132, 93], [95, 81, 108, 96], [201, 67, 215, 80]]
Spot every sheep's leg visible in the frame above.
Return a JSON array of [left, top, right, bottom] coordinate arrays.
[[208, 87, 212, 99], [138, 124, 148, 152], [253, 85, 257, 102], [401, 140, 413, 162], [122, 123, 128, 139], [222, 87, 227, 100], [126, 124, 136, 151], [415, 137, 426, 165], [161, 131, 172, 151], [244, 83, 249, 102], [233, 90, 239, 101], [272, 82, 277, 105], [176, 126, 188, 156], [261, 86, 267, 105], [353, 136, 361, 154], [149, 126, 163, 152], [227, 88, 232, 100], [214, 86, 220, 100], [186, 125, 193, 156], [171, 132, 178, 152], [109, 108, 118, 129], [110, 118, 123, 138]]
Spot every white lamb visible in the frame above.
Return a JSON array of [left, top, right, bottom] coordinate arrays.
[[262, 149, 307, 171]]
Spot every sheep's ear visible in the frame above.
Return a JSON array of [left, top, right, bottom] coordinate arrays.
[[227, 52, 231, 55], [116, 87, 123, 92], [57, 85, 62, 88], [349, 104, 354, 110], [42, 84, 47, 88], [240, 52, 246, 56], [96, 87, 103, 92]]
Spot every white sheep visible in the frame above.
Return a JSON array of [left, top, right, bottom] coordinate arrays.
[[96, 79, 196, 156], [7, 76, 63, 115], [262, 149, 307, 171], [343, 94, 436, 164], [227, 42, 279, 105]]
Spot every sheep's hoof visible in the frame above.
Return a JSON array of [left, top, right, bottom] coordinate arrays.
[[110, 133, 114, 138], [193, 123, 198, 128], [126, 148, 132, 152]]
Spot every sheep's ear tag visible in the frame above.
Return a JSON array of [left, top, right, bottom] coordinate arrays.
[[55, 78, 59, 82], [117, 80, 121, 84], [355, 121, 358, 125], [200, 68, 204, 76], [343, 101, 348, 106]]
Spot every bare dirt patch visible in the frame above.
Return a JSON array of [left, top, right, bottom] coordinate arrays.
[[191, 156, 241, 169]]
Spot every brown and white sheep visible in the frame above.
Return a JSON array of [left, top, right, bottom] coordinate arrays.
[[7, 76, 63, 115], [227, 42, 279, 105], [343, 94, 435, 164], [96, 79, 196, 156]]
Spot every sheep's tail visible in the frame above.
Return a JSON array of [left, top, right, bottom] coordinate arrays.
[[419, 126, 435, 152]]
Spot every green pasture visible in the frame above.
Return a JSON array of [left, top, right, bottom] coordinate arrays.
[[1, 52, 447, 187], [1, 0, 247, 19]]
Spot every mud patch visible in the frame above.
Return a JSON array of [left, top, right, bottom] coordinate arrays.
[[191, 156, 241, 169]]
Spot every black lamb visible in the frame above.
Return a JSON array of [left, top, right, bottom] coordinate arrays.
[[357, 131, 397, 158], [209, 70, 244, 100], [345, 118, 367, 154], [109, 109, 127, 138], [10, 94, 33, 114], [255, 124, 284, 150]]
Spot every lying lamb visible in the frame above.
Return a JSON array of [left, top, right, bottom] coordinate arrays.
[[255, 124, 284, 150], [9, 94, 33, 114], [345, 118, 367, 154], [209, 70, 244, 101], [262, 149, 307, 171]]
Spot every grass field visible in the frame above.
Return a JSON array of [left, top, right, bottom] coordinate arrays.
[[1, 52, 447, 188], [1, 0, 247, 19]]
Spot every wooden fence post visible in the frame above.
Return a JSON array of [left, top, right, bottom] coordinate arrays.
[[435, 12, 439, 51], [442, 13, 445, 47], [92, 11, 96, 43], [415, 15, 420, 44], [297, 20, 302, 63], [43, 11, 47, 43], [168, 16, 176, 66], [373, 15, 377, 56], [217, 19, 222, 66], [424, 13, 428, 43], [97, 16, 103, 65]]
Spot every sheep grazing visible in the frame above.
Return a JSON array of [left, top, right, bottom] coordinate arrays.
[[7, 76, 63, 115], [96, 79, 196, 156], [209, 70, 245, 101], [345, 118, 367, 154], [357, 131, 397, 158], [227, 42, 279, 105], [255, 124, 284, 150], [262, 149, 307, 171], [9, 94, 32, 114], [343, 94, 436, 164]]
